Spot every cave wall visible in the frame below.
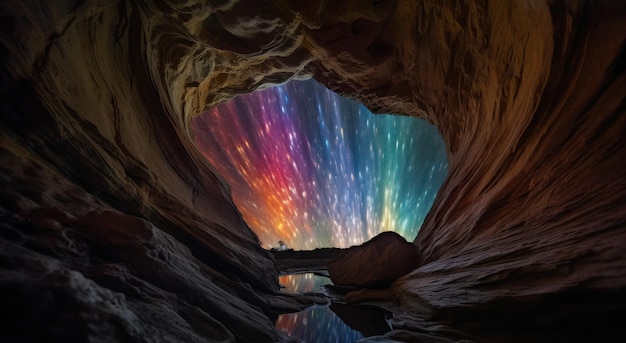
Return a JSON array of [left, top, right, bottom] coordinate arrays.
[[402, 1, 626, 337], [1, 0, 625, 341], [1, 0, 301, 341], [307, 0, 626, 338], [0, 0, 289, 290]]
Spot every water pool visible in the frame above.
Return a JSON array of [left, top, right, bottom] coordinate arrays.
[[276, 273, 390, 342]]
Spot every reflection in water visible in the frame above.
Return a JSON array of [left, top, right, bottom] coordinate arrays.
[[279, 273, 330, 293], [329, 303, 391, 338], [276, 273, 390, 342]]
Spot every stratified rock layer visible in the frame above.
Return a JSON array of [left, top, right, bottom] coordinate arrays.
[[328, 231, 420, 288], [1, 0, 625, 341], [306, 0, 626, 338]]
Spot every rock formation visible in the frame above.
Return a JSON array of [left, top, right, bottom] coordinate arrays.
[[1, 0, 625, 341], [328, 231, 420, 289]]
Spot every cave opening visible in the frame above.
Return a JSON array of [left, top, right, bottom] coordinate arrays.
[[192, 79, 448, 250]]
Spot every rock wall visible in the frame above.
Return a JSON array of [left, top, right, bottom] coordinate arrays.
[[309, 0, 626, 339], [1, 0, 297, 341], [305, 1, 625, 339], [1, 0, 625, 341]]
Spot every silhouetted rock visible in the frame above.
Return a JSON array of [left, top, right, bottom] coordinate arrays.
[[272, 248, 346, 274], [328, 232, 420, 288]]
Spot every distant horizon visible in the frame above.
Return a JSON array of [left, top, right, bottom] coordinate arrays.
[[193, 79, 448, 250], [268, 246, 345, 251]]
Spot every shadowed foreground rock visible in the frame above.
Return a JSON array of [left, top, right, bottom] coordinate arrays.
[[329, 232, 420, 289], [1, 0, 625, 341]]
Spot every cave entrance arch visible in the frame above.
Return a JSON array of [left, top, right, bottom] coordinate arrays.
[[192, 79, 448, 250]]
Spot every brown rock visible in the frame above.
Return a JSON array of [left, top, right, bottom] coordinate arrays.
[[328, 231, 420, 289], [1, 0, 625, 341]]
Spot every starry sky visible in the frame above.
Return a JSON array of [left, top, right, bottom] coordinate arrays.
[[192, 79, 448, 250]]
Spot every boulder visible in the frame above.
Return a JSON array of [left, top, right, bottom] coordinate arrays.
[[328, 231, 420, 289]]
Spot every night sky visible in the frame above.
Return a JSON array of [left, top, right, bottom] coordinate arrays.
[[192, 79, 448, 250]]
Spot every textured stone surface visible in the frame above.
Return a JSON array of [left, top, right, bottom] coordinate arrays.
[[305, 0, 626, 338], [328, 231, 420, 288], [1, 0, 625, 341], [0, 147, 280, 342]]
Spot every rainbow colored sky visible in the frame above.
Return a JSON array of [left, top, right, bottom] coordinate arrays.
[[192, 79, 448, 250]]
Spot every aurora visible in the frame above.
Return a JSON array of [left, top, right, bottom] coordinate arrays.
[[193, 79, 448, 250]]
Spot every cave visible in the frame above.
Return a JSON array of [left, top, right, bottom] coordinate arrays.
[[1, 0, 625, 342]]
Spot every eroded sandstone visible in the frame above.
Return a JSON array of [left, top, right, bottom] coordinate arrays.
[[1, 0, 625, 341], [328, 231, 420, 289]]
